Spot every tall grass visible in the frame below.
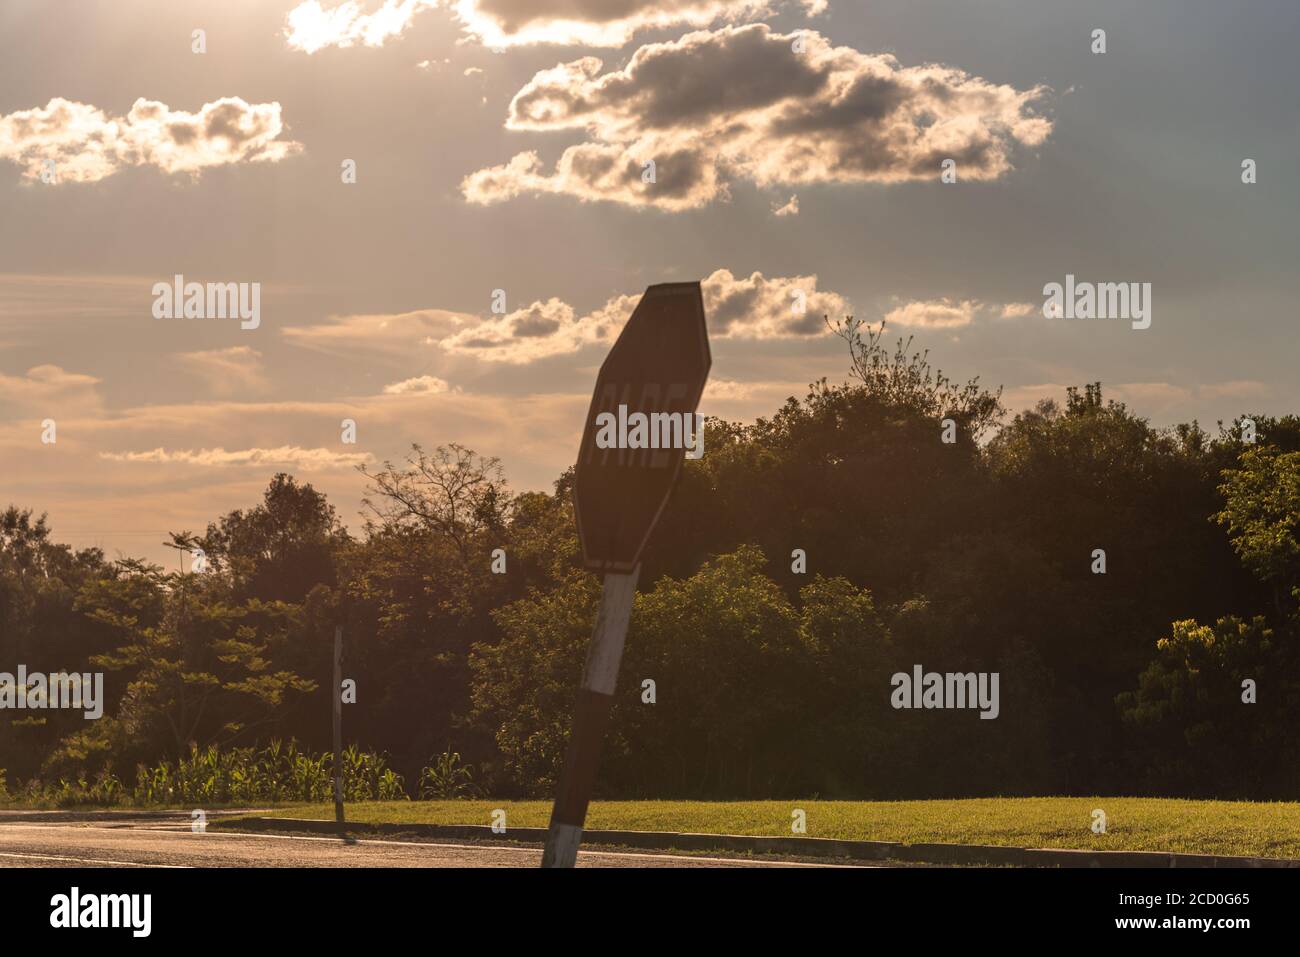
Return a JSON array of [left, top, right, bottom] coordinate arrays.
[[6, 741, 408, 807]]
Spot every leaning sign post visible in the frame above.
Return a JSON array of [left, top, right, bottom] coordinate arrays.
[[540, 281, 711, 868]]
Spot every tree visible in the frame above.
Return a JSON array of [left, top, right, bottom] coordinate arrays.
[[0, 508, 108, 779], [829, 316, 1004, 439], [1214, 446, 1300, 617], [470, 547, 891, 798], [197, 474, 348, 603], [359, 444, 509, 559], [42, 560, 317, 780], [1117, 616, 1299, 797]]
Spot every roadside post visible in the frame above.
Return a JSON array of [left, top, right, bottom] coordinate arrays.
[[540, 282, 711, 867]]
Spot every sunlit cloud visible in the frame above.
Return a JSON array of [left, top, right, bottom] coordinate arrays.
[[177, 347, 268, 397], [884, 298, 979, 329], [283, 0, 825, 52], [439, 297, 594, 363], [0, 97, 302, 183], [453, 0, 826, 49], [435, 268, 850, 363], [284, 0, 440, 54], [278, 269, 848, 367], [771, 194, 799, 217], [382, 374, 453, 394], [463, 24, 1053, 210], [883, 297, 1046, 329], [99, 446, 373, 469], [281, 309, 472, 360], [0, 364, 104, 415]]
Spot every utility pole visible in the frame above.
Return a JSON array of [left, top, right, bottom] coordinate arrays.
[[333, 624, 345, 831]]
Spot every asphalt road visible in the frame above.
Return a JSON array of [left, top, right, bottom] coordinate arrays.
[[0, 819, 857, 868]]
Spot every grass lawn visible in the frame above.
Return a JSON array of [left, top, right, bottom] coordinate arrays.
[[234, 797, 1300, 858]]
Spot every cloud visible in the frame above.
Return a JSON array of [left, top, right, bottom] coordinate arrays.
[[1000, 383, 1069, 412], [99, 446, 372, 469], [0, 385, 590, 569], [284, 0, 440, 53], [281, 308, 472, 360], [382, 374, 452, 394], [453, 0, 825, 49], [699, 377, 812, 415], [283, 269, 846, 367], [883, 298, 979, 329], [704, 268, 846, 337], [435, 268, 849, 363], [0, 364, 104, 415], [1198, 380, 1269, 400], [882, 297, 1047, 328], [463, 24, 1052, 210], [1110, 383, 1193, 407], [0, 97, 302, 184], [439, 297, 603, 363], [177, 347, 267, 397], [702, 378, 762, 401], [771, 194, 799, 217], [1001, 381, 1274, 417], [0, 274, 152, 321], [284, 0, 825, 52], [462, 144, 726, 212]]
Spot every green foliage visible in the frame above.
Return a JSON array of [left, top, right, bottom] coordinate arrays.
[[1117, 616, 1300, 796], [8, 741, 413, 806], [121, 741, 404, 805], [469, 572, 600, 795], [830, 317, 1004, 439], [196, 473, 349, 603], [418, 749, 482, 799], [10, 770, 126, 808], [473, 547, 902, 798], [1215, 446, 1300, 596], [36, 572, 319, 782]]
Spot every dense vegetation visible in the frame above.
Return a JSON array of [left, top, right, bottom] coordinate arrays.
[[3, 321, 1298, 802]]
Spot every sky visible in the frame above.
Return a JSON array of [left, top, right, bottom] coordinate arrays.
[[1, 0, 1297, 567]]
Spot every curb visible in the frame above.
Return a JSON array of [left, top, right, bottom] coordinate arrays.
[[0, 808, 265, 823], [215, 817, 1300, 868]]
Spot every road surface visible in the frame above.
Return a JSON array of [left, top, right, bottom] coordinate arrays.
[[0, 818, 860, 868]]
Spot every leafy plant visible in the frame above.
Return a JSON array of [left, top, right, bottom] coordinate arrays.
[[419, 749, 481, 799]]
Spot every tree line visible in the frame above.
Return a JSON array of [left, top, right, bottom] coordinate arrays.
[[3, 320, 1298, 801]]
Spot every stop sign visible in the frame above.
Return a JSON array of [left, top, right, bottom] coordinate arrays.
[[574, 281, 711, 573]]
